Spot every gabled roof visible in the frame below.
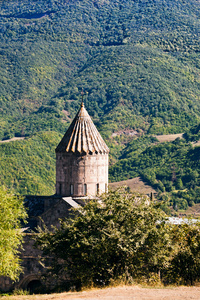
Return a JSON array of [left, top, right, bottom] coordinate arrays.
[[56, 103, 109, 154]]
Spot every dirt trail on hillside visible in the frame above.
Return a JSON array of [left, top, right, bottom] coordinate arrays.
[[0, 137, 25, 143], [3, 285, 200, 300]]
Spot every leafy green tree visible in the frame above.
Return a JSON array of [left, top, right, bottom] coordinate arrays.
[[169, 222, 200, 285], [36, 188, 171, 288], [176, 178, 183, 190], [0, 187, 27, 280]]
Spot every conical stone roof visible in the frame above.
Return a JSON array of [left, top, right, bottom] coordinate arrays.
[[56, 103, 109, 154]]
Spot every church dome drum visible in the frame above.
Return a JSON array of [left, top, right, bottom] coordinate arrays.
[[55, 102, 109, 198]]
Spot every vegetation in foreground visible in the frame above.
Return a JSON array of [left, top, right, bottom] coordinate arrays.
[[36, 188, 200, 290], [0, 187, 27, 280]]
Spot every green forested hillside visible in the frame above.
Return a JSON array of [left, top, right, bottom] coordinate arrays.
[[1, 126, 200, 213], [1, 0, 200, 206], [109, 133, 200, 212], [0, 0, 200, 139], [0, 132, 61, 195]]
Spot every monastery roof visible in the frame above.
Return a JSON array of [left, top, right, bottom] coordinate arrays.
[[24, 195, 81, 231], [56, 102, 109, 154]]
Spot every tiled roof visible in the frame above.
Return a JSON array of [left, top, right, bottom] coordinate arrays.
[[56, 102, 109, 154]]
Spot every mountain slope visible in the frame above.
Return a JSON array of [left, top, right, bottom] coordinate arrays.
[[0, 131, 61, 195], [0, 0, 200, 139], [109, 134, 200, 212], [1, 0, 200, 204]]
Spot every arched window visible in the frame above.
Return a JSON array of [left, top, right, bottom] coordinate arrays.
[[59, 183, 62, 195], [70, 184, 74, 195], [83, 184, 87, 195], [96, 183, 99, 195]]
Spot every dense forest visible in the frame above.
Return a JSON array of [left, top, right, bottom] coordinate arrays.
[[0, 0, 200, 139], [0, 0, 200, 212]]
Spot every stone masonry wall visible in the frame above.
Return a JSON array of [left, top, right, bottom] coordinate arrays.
[[56, 152, 109, 197]]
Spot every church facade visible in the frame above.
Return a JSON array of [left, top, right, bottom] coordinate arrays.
[[0, 102, 109, 292]]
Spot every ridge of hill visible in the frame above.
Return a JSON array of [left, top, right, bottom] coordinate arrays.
[[109, 177, 157, 195], [0, 0, 200, 140]]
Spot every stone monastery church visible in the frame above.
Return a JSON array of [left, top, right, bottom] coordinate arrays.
[[56, 101, 109, 198], [0, 102, 109, 292]]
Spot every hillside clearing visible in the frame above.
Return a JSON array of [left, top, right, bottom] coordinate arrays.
[[192, 141, 200, 147], [155, 133, 183, 143], [182, 203, 200, 217], [109, 177, 156, 195]]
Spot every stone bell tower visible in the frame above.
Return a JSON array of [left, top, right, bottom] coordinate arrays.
[[55, 102, 109, 198]]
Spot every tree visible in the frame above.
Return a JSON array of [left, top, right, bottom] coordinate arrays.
[[169, 222, 200, 285], [0, 186, 27, 280], [176, 178, 183, 190], [36, 188, 171, 288]]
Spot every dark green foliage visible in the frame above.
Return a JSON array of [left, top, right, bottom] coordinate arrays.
[[36, 188, 200, 287], [168, 223, 200, 285], [184, 124, 200, 143], [36, 188, 171, 287], [120, 136, 158, 159], [0, 99, 68, 141]]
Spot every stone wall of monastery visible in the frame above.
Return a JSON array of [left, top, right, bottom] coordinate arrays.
[[56, 152, 109, 197]]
